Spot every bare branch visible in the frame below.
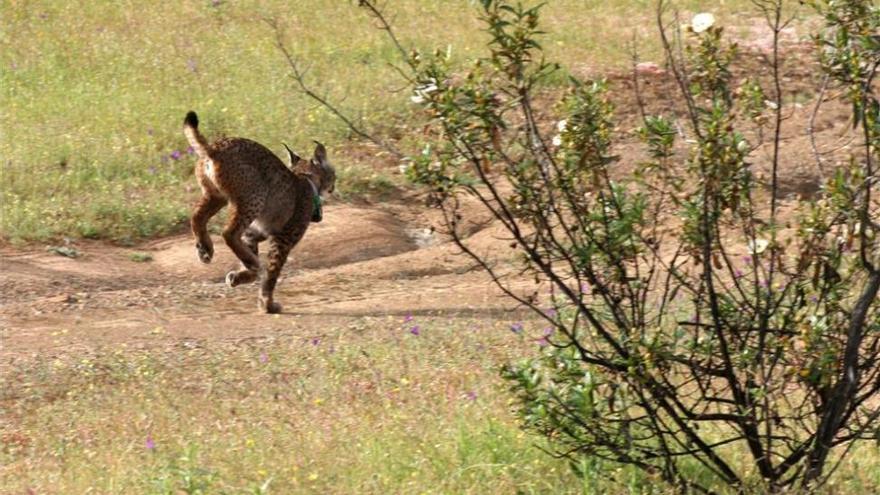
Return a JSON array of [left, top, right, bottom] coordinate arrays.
[[264, 16, 404, 159]]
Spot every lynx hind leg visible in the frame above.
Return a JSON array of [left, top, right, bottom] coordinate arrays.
[[226, 227, 266, 287], [191, 194, 227, 264], [242, 226, 266, 256], [222, 203, 262, 287]]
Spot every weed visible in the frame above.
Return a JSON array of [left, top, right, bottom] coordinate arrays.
[[129, 252, 154, 262], [46, 245, 79, 258]]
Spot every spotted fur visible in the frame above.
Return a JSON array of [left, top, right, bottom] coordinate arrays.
[[184, 111, 336, 314]]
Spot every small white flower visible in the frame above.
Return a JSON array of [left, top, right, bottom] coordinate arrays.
[[552, 134, 563, 146], [748, 238, 769, 255], [418, 82, 439, 94], [415, 79, 438, 95], [556, 119, 568, 132], [691, 13, 716, 34], [736, 139, 749, 153], [398, 163, 410, 174], [411, 79, 439, 104], [765, 99, 779, 110]]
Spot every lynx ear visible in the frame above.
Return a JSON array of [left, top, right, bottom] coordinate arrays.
[[313, 141, 327, 163], [283, 143, 301, 167]]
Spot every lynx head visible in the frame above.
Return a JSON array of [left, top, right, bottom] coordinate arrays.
[[284, 141, 336, 195], [310, 141, 336, 194]]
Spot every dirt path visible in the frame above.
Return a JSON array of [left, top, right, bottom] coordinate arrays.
[[0, 198, 524, 359]]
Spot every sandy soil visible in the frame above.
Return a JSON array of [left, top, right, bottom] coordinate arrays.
[[0, 191, 533, 359]]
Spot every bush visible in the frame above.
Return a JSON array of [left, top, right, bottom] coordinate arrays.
[[399, 0, 880, 492]]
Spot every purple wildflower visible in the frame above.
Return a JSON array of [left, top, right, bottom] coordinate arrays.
[[169, 150, 182, 160], [466, 391, 477, 401], [403, 314, 414, 323], [186, 146, 195, 155], [743, 256, 753, 264], [544, 308, 557, 318], [259, 352, 268, 363], [145, 436, 156, 450], [409, 325, 421, 336], [510, 322, 524, 334], [311, 338, 320, 346], [543, 327, 554, 336], [734, 269, 744, 278]]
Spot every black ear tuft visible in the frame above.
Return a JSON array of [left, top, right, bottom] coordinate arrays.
[[184, 111, 199, 128], [283, 143, 301, 167], [313, 141, 327, 162]]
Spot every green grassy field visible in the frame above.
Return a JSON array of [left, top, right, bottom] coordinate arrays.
[[4, 317, 880, 494], [0, 0, 780, 243], [1, 318, 603, 494]]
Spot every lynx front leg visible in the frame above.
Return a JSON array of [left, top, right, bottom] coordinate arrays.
[[258, 217, 310, 313], [222, 204, 262, 287], [259, 237, 293, 314], [191, 194, 227, 264]]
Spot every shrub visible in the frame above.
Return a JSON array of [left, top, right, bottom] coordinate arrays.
[[399, 0, 880, 492]]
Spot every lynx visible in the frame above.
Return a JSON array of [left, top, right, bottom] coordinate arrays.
[[183, 111, 336, 313]]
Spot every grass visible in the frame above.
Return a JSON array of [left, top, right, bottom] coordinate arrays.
[[2, 317, 591, 494], [129, 251, 154, 262], [0, 0, 783, 243], [4, 315, 879, 493]]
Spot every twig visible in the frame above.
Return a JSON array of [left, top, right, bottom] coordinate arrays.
[[808, 75, 830, 183], [357, 0, 416, 71], [263, 16, 404, 159]]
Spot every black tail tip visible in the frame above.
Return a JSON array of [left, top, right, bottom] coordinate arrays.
[[184, 111, 199, 128]]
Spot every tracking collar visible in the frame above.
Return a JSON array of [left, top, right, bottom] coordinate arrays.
[[306, 177, 323, 223]]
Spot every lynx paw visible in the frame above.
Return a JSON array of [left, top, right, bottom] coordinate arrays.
[[260, 298, 282, 314], [196, 242, 213, 264], [226, 270, 258, 287]]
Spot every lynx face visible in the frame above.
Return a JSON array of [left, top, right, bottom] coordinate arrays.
[[288, 141, 336, 195], [315, 154, 336, 195]]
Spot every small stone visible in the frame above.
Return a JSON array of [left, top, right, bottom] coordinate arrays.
[[47, 294, 77, 304], [635, 62, 665, 76]]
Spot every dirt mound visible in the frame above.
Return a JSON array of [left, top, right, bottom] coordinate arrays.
[[0, 199, 520, 356], [147, 205, 419, 281]]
